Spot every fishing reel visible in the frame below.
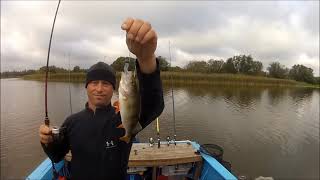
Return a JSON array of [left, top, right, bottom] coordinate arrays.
[[52, 126, 60, 141], [51, 126, 66, 143], [44, 117, 63, 143], [149, 137, 154, 147]]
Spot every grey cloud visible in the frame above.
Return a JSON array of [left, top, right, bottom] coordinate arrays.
[[1, 1, 319, 75]]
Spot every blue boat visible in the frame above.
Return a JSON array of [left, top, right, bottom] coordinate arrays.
[[27, 141, 237, 180]]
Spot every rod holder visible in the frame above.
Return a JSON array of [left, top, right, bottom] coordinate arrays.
[[157, 137, 160, 148], [166, 136, 171, 146], [149, 137, 154, 147]]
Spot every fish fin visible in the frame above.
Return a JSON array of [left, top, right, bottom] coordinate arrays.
[[113, 100, 120, 113], [119, 86, 129, 100], [117, 123, 124, 129], [132, 122, 142, 135], [119, 135, 131, 143]]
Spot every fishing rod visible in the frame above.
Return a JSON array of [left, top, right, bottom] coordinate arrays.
[[44, 0, 62, 179], [45, 0, 62, 126], [156, 117, 160, 148], [169, 41, 177, 145], [68, 52, 73, 115]]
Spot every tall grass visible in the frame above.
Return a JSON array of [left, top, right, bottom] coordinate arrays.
[[23, 72, 312, 87], [24, 73, 86, 82], [161, 72, 302, 87]]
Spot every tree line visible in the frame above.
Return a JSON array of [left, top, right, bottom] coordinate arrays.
[[1, 55, 319, 85], [0, 65, 86, 78], [180, 55, 318, 84]]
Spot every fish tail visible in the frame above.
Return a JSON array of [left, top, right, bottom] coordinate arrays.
[[119, 135, 131, 143], [132, 123, 142, 135], [117, 123, 124, 128]]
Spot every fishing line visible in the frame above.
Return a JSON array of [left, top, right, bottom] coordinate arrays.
[[125, 34, 132, 71], [45, 0, 62, 126], [68, 51, 73, 115], [44, 0, 62, 179], [127, 37, 137, 76], [169, 41, 177, 145]]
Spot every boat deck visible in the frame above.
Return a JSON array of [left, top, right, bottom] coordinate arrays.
[[129, 142, 203, 180], [65, 141, 203, 180], [129, 142, 202, 166], [27, 141, 237, 180]]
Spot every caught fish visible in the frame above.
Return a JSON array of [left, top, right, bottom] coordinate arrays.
[[118, 64, 142, 143]]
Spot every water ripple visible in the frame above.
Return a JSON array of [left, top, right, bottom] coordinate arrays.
[[1, 79, 319, 179]]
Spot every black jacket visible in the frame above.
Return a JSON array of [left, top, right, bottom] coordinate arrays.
[[42, 60, 164, 180]]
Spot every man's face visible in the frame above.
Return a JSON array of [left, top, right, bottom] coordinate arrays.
[[87, 80, 113, 108]]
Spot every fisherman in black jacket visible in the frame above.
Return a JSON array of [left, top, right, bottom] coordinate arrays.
[[39, 18, 164, 180]]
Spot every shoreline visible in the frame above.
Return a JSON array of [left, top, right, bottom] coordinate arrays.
[[21, 72, 319, 88]]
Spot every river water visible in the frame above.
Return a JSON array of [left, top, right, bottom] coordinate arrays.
[[1, 78, 319, 179]]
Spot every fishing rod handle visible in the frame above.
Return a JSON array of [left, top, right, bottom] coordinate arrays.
[[45, 116, 50, 126], [44, 116, 60, 142], [52, 126, 60, 141]]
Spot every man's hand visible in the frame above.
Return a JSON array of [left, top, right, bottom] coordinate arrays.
[[39, 124, 53, 144], [121, 17, 157, 74]]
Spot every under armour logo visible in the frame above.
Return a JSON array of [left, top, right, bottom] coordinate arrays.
[[106, 140, 114, 146], [105, 140, 116, 149]]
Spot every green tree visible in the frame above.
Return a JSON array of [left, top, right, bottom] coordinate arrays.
[[111, 57, 135, 72], [250, 61, 263, 75], [185, 60, 208, 73], [314, 77, 320, 85], [231, 55, 263, 75], [221, 58, 237, 74], [267, 62, 288, 79], [0, 69, 36, 78], [39, 66, 62, 73], [208, 59, 224, 73], [157, 56, 170, 71], [168, 66, 183, 72], [73, 66, 81, 72], [289, 64, 314, 83], [239, 55, 253, 73], [233, 56, 242, 72]]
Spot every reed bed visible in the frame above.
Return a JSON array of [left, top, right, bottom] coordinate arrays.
[[24, 73, 86, 82], [161, 72, 300, 87], [23, 72, 309, 87]]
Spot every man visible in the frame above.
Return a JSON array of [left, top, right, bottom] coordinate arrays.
[[39, 18, 164, 180]]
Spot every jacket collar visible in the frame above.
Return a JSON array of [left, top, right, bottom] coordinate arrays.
[[85, 102, 112, 114]]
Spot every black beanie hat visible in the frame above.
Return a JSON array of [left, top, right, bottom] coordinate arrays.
[[85, 62, 116, 89]]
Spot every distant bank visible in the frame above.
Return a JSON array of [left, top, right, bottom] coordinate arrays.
[[22, 72, 318, 88]]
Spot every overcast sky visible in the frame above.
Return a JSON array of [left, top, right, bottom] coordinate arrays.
[[1, 1, 319, 75]]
